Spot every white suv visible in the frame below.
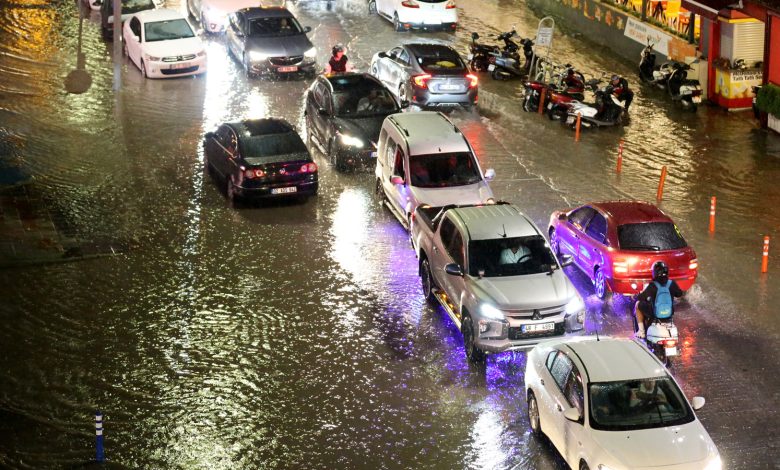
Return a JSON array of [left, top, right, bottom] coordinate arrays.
[[373, 0, 458, 32], [375, 111, 495, 228]]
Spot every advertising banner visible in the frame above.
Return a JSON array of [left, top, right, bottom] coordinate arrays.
[[624, 17, 673, 56]]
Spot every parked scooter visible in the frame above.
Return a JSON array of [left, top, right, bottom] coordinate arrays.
[[521, 64, 589, 113], [467, 32, 498, 73], [557, 85, 629, 129], [667, 62, 702, 111], [638, 41, 672, 89], [487, 29, 533, 80], [632, 302, 679, 367]]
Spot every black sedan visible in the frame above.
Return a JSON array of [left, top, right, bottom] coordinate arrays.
[[226, 7, 317, 78], [203, 119, 318, 205], [369, 43, 478, 109], [305, 73, 405, 170]]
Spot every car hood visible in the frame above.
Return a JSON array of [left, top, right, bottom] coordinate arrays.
[[245, 34, 313, 57], [332, 116, 387, 146], [142, 38, 204, 58], [592, 421, 716, 468], [409, 182, 493, 207], [470, 270, 575, 310]]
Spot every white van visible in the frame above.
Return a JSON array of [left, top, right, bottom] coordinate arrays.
[[375, 111, 495, 228]]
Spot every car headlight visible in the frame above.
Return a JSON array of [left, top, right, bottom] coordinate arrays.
[[249, 51, 269, 62], [339, 134, 364, 148], [485, 197, 496, 204], [304, 47, 317, 58], [703, 455, 722, 470], [196, 50, 206, 57], [480, 304, 505, 321], [144, 53, 161, 61], [565, 295, 584, 315]]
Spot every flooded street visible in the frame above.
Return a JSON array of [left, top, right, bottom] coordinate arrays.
[[0, 0, 778, 468]]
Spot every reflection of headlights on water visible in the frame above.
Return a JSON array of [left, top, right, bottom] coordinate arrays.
[[203, 7, 227, 26], [339, 134, 364, 148], [565, 296, 585, 323], [480, 304, 505, 321], [702, 455, 722, 470], [249, 51, 270, 62], [304, 47, 317, 58]]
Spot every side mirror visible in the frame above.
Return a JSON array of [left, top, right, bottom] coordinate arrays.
[[471, 32, 479, 40], [563, 407, 581, 423], [204, 131, 215, 140], [560, 254, 573, 267], [303, 26, 312, 33], [558, 212, 567, 221], [444, 263, 464, 276], [691, 396, 706, 410], [317, 107, 329, 116], [390, 175, 404, 185], [378, 51, 388, 59], [483, 168, 496, 181], [400, 99, 410, 109]]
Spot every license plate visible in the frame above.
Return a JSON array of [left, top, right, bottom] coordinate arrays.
[[439, 84, 459, 91], [370, 151, 378, 158], [522, 322, 554, 333], [277, 66, 298, 73], [467, 53, 474, 60], [487, 64, 495, 71], [271, 186, 297, 194], [692, 96, 701, 103], [547, 102, 553, 109], [170, 62, 191, 70], [665, 346, 678, 356], [565, 116, 574, 125]]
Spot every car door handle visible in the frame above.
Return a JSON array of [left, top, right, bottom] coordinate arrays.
[[556, 404, 563, 412], [540, 379, 545, 386]]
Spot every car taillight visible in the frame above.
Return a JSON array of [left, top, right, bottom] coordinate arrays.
[[689, 258, 698, 270], [445, 0, 456, 8], [300, 162, 318, 173], [466, 73, 478, 88], [412, 74, 432, 88], [244, 168, 266, 179], [660, 339, 677, 347], [613, 257, 637, 274], [401, 0, 419, 7]]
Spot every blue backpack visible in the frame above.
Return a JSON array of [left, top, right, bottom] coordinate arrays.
[[653, 280, 673, 319]]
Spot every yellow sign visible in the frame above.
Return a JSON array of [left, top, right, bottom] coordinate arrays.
[[715, 68, 763, 100]]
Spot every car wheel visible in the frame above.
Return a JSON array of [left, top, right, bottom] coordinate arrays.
[[368, 0, 377, 14], [462, 315, 486, 363], [594, 268, 609, 300], [122, 41, 128, 57], [226, 177, 241, 207], [580, 462, 590, 470], [398, 84, 408, 103], [528, 392, 542, 436], [370, 63, 379, 77], [243, 53, 255, 78], [201, 13, 210, 34], [393, 13, 404, 32], [549, 228, 560, 257], [491, 68, 505, 80], [140, 60, 147, 78], [420, 258, 436, 303]]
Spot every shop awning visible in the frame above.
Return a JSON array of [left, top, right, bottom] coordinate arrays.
[[681, 0, 733, 19]]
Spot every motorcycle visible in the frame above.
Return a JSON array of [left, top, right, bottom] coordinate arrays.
[[467, 32, 498, 73], [487, 30, 534, 80], [667, 62, 702, 111], [638, 41, 672, 89], [521, 64, 590, 114], [632, 302, 679, 367], [556, 85, 629, 129]]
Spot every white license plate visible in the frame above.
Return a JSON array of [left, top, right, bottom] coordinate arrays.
[[370, 151, 378, 158], [277, 66, 298, 73], [170, 62, 191, 70], [692, 96, 701, 103], [439, 84, 459, 91], [665, 346, 678, 356], [487, 64, 495, 71], [522, 322, 554, 333], [271, 186, 297, 194], [467, 53, 474, 60]]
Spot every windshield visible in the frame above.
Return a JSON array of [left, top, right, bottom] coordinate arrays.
[[416, 49, 466, 74], [144, 19, 195, 42], [589, 377, 694, 431], [248, 16, 302, 37], [123, 0, 154, 14], [469, 235, 558, 277], [241, 132, 308, 163], [408, 152, 481, 188], [617, 222, 687, 251], [333, 87, 398, 117]]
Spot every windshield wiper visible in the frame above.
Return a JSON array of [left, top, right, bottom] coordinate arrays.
[[622, 244, 660, 251]]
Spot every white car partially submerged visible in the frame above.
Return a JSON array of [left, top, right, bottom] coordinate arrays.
[[122, 9, 207, 79], [187, 0, 285, 33], [525, 337, 721, 470]]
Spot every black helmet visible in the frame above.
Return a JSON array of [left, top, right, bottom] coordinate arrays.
[[652, 261, 669, 283], [611, 74, 620, 84], [332, 44, 345, 56]]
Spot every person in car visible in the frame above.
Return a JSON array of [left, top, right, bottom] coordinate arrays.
[[499, 240, 531, 265], [357, 89, 391, 112], [635, 261, 683, 338], [324, 44, 354, 74], [607, 74, 634, 112]]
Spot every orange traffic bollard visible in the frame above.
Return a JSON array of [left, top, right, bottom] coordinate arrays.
[[575, 113, 582, 142], [656, 165, 667, 200], [537, 88, 547, 114], [708, 196, 716, 233], [762, 236, 770, 273], [616, 139, 624, 173]]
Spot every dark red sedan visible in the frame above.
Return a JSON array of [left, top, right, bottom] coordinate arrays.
[[548, 201, 698, 299]]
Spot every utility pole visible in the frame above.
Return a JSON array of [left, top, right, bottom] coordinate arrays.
[[113, 0, 122, 90]]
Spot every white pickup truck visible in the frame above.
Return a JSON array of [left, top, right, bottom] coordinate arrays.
[[410, 203, 585, 362]]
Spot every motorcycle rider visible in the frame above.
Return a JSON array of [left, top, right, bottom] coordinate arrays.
[[324, 44, 354, 74], [607, 74, 634, 112], [635, 261, 683, 339]]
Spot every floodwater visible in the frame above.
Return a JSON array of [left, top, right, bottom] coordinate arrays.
[[0, 0, 778, 468]]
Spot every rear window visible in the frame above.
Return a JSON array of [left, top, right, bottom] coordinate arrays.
[[408, 152, 481, 188], [617, 222, 687, 251], [122, 0, 154, 13], [469, 235, 558, 277], [241, 132, 308, 161], [415, 49, 466, 73]]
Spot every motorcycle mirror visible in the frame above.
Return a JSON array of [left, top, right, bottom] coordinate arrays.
[[471, 32, 479, 40]]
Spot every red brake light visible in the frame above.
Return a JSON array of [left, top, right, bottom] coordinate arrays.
[[466, 73, 478, 88], [301, 162, 318, 173], [401, 0, 419, 7], [412, 73, 432, 88], [244, 168, 265, 179], [661, 339, 677, 347]]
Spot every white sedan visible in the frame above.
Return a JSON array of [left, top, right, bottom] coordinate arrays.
[[525, 337, 721, 470], [122, 9, 207, 79], [373, 0, 458, 32], [187, 0, 285, 34]]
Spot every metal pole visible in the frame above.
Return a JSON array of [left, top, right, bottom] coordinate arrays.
[[641, 0, 648, 21], [688, 13, 696, 44], [113, 0, 122, 91]]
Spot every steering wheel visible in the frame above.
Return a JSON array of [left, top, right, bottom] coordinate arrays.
[[516, 254, 532, 264]]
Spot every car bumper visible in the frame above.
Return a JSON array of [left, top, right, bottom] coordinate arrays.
[[145, 57, 207, 79], [475, 318, 568, 353], [398, 10, 457, 30], [249, 59, 317, 77], [335, 147, 377, 167], [412, 88, 477, 108], [610, 275, 697, 295], [236, 179, 318, 199]]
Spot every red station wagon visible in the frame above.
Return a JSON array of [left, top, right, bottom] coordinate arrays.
[[548, 201, 698, 299]]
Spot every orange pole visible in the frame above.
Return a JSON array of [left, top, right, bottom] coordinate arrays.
[[575, 113, 582, 142], [537, 87, 547, 114], [616, 139, 624, 173], [762, 236, 770, 273], [656, 165, 667, 200], [708, 196, 716, 233]]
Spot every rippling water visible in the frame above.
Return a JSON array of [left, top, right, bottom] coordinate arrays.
[[0, 0, 778, 467]]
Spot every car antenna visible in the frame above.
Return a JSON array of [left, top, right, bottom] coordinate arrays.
[[498, 224, 507, 238]]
